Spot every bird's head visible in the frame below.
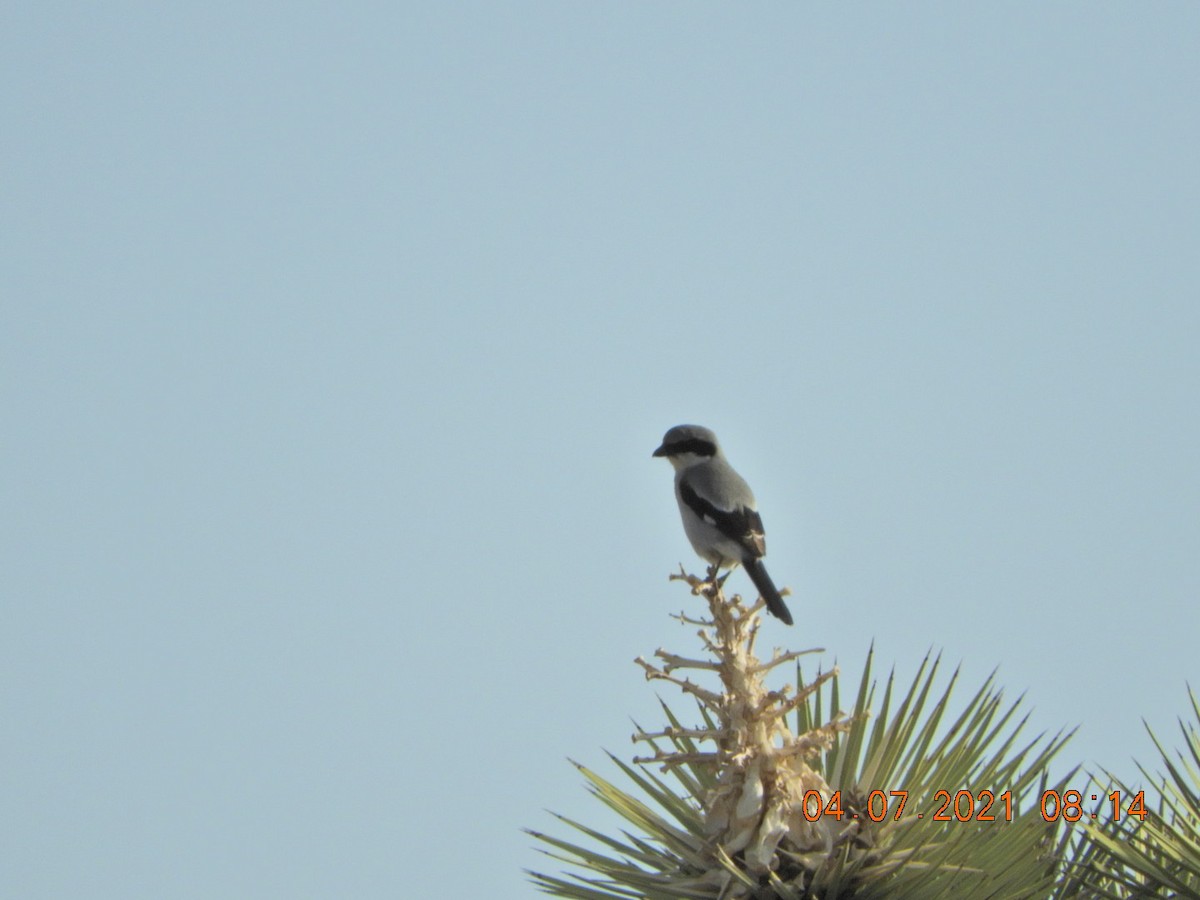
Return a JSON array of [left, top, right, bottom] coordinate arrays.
[[652, 424, 721, 471]]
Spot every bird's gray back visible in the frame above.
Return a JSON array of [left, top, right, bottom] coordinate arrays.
[[677, 457, 757, 511]]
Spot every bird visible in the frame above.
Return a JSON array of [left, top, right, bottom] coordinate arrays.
[[653, 424, 793, 625]]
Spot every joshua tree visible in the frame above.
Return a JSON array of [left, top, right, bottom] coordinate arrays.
[[529, 570, 1074, 899]]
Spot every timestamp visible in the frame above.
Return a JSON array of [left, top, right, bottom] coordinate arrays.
[[800, 789, 1149, 823]]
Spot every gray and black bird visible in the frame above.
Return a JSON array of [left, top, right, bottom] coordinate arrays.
[[653, 424, 793, 625]]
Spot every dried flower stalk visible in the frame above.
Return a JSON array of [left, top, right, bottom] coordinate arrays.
[[633, 567, 856, 890]]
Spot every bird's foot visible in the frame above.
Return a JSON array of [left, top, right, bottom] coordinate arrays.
[[703, 563, 731, 594]]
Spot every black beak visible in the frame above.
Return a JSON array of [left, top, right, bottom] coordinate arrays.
[[652, 444, 668, 458]]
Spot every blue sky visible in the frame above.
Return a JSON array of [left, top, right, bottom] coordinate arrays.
[[3, 4, 1198, 898]]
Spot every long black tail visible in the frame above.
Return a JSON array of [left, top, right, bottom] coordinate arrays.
[[743, 557, 793, 625]]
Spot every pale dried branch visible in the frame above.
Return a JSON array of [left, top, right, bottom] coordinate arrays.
[[634, 656, 724, 707], [633, 725, 718, 743], [751, 647, 826, 675], [655, 649, 720, 673], [769, 668, 842, 718]]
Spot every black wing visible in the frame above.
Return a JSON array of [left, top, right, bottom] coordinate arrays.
[[678, 478, 767, 559]]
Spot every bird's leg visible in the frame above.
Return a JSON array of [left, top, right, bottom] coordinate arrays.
[[706, 561, 731, 592]]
